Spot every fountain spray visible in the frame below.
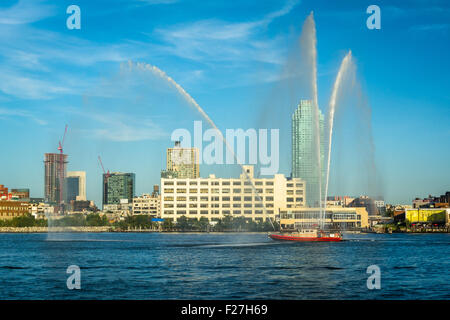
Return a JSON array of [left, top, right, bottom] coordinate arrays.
[[324, 51, 353, 214], [127, 61, 276, 230]]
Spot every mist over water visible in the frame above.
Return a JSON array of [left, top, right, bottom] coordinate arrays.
[[324, 51, 352, 206], [49, 11, 381, 236], [256, 12, 382, 210], [256, 12, 321, 179], [325, 57, 382, 199]]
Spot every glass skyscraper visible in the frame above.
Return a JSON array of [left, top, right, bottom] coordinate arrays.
[[65, 176, 79, 203], [102, 172, 135, 208], [292, 100, 325, 207]]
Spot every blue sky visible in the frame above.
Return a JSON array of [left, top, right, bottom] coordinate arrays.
[[0, 0, 449, 205]]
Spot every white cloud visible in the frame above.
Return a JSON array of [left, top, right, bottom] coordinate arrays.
[[0, 0, 55, 25], [0, 107, 47, 125], [64, 107, 168, 142], [0, 71, 74, 99], [154, 0, 299, 64]]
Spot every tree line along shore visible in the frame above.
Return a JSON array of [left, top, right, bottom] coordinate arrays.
[[0, 213, 278, 232]]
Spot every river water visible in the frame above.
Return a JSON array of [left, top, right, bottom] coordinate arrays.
[[0, 232, 448, 299]]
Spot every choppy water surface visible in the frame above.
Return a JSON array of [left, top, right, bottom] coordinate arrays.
[[0, 232, 448, 299]]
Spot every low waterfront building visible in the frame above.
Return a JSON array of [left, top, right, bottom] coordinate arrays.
[[413, 192, 450, 208], [405, 208, 450, 226], [10, 188, 30, 202], [0, 185, 10, 200], [29, 202, 54, 219], [67, 200, 98, 214], [279, 207, 369, 230], [103, 199, 132, 217], [133, 194, 160, 217], [160, 165, 306, 222], [0, 200, 29, 220]]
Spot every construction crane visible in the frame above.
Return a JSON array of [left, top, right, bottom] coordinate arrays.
[[98, 156, 110, 180], [98, 156, 110, 207], [58, 125, 68, 214]]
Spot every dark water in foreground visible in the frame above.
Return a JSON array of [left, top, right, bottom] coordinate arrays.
[[0, 232, 448, 299]]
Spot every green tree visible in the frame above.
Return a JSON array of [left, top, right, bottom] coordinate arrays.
[[162, 218, 174, 231], [198, 217, 210, 232], [86, 213, 108, 226], [176, 215, 191, 231]]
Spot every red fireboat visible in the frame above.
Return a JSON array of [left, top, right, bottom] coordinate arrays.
[[269, 229, 342, 242]]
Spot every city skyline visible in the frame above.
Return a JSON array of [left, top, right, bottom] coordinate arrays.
[[0, 0, 449, 205]]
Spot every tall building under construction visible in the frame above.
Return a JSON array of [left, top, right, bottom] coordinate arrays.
[[44, 153, 68, 205]]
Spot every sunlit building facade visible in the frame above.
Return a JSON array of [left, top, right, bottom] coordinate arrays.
[[292, 100, 325, 208], [65, 171, 86, 202], [166, 141, 200, 179], [133, 194, 160, 217], [161, 165, 306, 222], [279, 207, 369, 230]]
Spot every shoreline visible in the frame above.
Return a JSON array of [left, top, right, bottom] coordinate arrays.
[[0, 227, 448, 234]]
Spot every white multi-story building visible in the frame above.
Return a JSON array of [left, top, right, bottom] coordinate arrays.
[[133, 194, 160, 217], [103, 199, 132, 217], [160, 165, 305, 222]]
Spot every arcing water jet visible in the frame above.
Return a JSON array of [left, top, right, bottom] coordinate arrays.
[[324, 51, 353, 213], [126, 61, 275, 229]]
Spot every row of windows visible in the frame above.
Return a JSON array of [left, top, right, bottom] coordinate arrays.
[[164, 203, 272, 208], [163, 196, 275, 202], [163, 210, 274, 215], [0, 207, 28, 211], [163, 180, 277, 186], [0, 212, 27, 216], [163, 188, 275, 194], [281, 212, 360, 220], [333, 214, 359, 220]]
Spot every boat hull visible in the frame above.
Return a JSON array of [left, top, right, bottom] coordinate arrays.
[[269, 233, 342, 242]]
